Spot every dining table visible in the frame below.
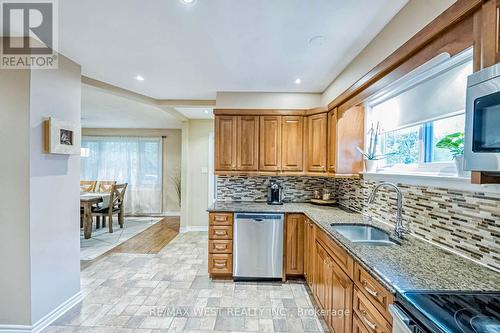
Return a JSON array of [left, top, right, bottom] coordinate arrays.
[[80, 192, 111, 239]]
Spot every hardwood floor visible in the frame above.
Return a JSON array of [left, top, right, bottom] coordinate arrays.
[[81, 216, 180, 270]]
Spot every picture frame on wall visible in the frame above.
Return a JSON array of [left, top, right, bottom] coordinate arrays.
[[43, 117, 81, 155]]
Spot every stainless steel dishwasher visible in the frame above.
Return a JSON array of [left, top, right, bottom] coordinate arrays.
[[233, 213, 284, 280]]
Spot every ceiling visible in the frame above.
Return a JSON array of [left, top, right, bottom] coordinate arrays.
[[60, 0, 407, 100], [176, 107, 214, 119], [81, 85, 184, 129]]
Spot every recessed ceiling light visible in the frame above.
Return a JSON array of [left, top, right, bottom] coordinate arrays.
[[180, 0, 196, 5], [135, 75, 144, 81], [294, 78, 302, 85]]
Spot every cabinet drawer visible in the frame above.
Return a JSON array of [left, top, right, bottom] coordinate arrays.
[[353, 287, 392, 333], [354, 263, 394, 322], [209, 240, 232, 254], [209, 225, 233, 240], [208, 254, 232, 275], [317, 228, 354, 278], [353, 313, 370, 333], [209, 212, 233, 226]]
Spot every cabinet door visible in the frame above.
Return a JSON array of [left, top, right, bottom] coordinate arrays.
[[336, 106, 364, 174], [314, 241, 333, 324], [481, 0, 500, 67], [307, 113, 328, 172], [282, 116, 304, 171], [236, 116, 259, 171], [285, 214, 304, 275], [304, 219, 315, 288], [330, 258, 353, 333], [259, 116, 281, 171], [327, 109, 338, 173], [304, 219, 310, 281], [215, 116, 237, 171]]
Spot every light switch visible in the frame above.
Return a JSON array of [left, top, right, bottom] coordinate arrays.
[[201, 167, 208, 174]]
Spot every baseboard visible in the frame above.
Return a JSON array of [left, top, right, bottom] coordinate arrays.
[[180, 226, 208, 233], [161, 211, 181, 217], [0, 291, 83, 333]]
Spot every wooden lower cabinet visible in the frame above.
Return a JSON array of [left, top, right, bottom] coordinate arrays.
[[353, 263, 394, 322], [208, 212, 233, 277], [208, 254, 233, 275], [353, 288, 392, 333], [352, 314, 370, 333], [314, 240, 353, 333], [304, 218, 316, 288], [305, 219, 393, 333], [285, 214, 304, 275]]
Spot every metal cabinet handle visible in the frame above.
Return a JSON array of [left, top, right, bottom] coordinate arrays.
[[363, 281, 379, 297], [214, 244, 226, 250], [361, 310, 377, 330], [214, 230, 226, 235], [214, 262, 225, 268]]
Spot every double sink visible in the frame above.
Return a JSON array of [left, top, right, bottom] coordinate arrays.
[[331, 224, 400, 246]]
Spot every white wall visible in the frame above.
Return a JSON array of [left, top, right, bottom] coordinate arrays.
[[216, 92, 321, 109], [182, 120, 214, 229], [29, 55, 82, 323], [0, 54, 82, 328], [0, 64, 32, 326], [321, 0, 456, 105]]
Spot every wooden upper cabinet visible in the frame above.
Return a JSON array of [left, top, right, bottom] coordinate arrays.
[[481, 0, 500, 67], [336, 106, 364, 174], [281, 116, 304, 172], [285, 214, 304, 275], [327, 109, 338, 173], [215, 116, 237, 171], [236, 116, 259, 171], [259, 116, 281, 171], [307, 113, 328, 172]]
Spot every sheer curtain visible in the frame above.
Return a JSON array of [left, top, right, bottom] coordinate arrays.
[[81, 136, 163, 215]]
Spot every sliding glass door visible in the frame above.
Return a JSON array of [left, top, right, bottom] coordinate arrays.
[[81, 136, 163, 215]]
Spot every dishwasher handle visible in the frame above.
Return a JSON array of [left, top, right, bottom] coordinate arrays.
[[235, 213, 284, 221]]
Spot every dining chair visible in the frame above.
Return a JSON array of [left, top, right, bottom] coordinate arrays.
[[97, 180, 117, 193], [80, 180, 97, 192], [92, 183, 128, 233]]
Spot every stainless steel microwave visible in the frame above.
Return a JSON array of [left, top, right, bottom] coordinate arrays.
[[464, 63, 500, 171]]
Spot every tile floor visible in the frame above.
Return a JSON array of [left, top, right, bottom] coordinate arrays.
[[47, 232, 328, 332], [81, 217, 162, 260]]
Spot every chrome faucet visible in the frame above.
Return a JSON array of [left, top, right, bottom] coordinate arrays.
[[368, 182, 408, 239]]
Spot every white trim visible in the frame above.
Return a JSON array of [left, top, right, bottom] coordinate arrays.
[[362, 171, 500, 193], [180, 226, 208, 233], [0, 292, 83, 333]]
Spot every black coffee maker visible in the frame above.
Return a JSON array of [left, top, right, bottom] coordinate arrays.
[[267, 182, 283, 205]]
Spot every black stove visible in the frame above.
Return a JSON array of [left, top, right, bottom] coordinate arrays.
[[396, 291, 500, 333]]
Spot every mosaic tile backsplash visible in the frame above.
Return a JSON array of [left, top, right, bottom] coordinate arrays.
[[216, 175, 335, 202], [216, 175, 500, 271], [335, 178, 500, 271]]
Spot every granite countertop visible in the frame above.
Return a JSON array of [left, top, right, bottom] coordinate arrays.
[[208, 201, 500, 294]]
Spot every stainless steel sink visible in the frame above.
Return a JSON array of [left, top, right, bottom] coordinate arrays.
[[331, 224, 399, 246]]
